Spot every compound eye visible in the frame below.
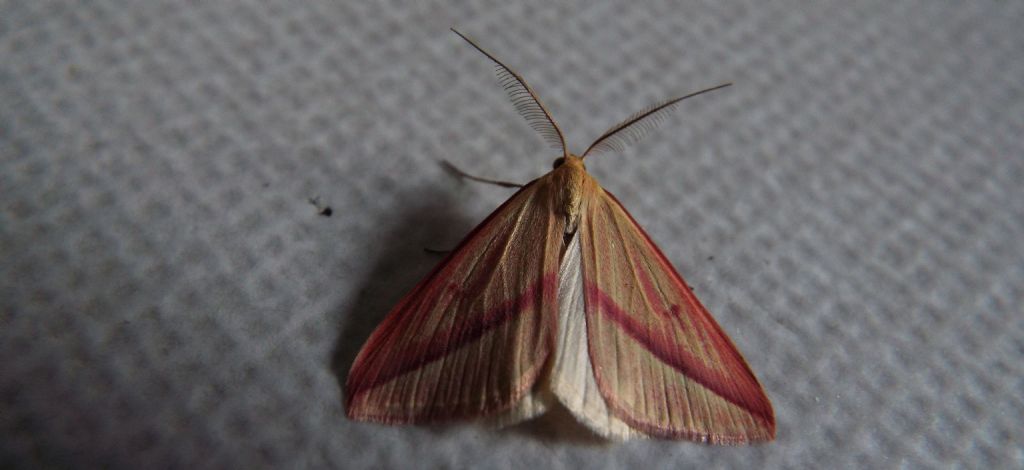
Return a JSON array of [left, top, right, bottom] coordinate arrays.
[[552, 157, 565, 169]]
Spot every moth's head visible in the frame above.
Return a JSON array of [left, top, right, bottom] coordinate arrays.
[[552, 154, 585, 170]]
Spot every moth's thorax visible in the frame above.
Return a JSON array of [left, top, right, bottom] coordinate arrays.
[[550, 154, 591, 234]]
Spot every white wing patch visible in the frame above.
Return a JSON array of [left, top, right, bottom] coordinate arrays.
[[549, 230, 643, 440], [486, 387, 552, 428]]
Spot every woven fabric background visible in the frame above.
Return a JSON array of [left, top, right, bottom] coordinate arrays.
[[3, 1, 1022, 468]]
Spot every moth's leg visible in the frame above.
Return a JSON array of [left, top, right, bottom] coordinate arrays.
[[440, 159, 523, 188], [425, 160, 523, 255]]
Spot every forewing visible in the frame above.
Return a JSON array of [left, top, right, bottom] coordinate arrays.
[[549, 229, 642, 440], [346, 178, 564, 423], [579, 185, 775, 443]]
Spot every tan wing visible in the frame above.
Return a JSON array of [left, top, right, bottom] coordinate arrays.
[[578, 182, 775, 443], [346, 176, 565, 423], [548, 229, 643, 439]]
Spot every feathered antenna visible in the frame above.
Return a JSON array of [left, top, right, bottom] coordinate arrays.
[[451, 28, 567, 157], [581, 83, 732, 159]]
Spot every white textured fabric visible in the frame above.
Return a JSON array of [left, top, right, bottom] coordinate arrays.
[[2, 0, 1022, 468]]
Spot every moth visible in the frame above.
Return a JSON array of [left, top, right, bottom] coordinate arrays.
[[346, 29, 775, 443]]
